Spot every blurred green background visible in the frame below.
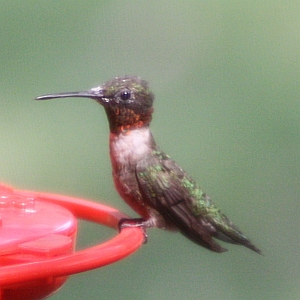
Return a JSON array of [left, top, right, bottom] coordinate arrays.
[[1, 1, 299, 299]]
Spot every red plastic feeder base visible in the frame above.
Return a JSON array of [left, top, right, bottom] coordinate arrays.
[[0, 183, 144, 300]]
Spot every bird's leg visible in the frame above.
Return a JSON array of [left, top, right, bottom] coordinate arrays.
[[118, 218, 151, 244]]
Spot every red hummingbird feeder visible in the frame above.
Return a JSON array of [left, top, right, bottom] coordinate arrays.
[[0, 183, 144, 300]]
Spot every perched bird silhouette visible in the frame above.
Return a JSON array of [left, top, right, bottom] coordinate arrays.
[[36, 76, 261, 254]]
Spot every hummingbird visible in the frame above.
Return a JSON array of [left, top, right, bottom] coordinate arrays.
[[36, 76, 260, 254]]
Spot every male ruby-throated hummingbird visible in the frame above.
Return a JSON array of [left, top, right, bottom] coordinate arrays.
[[36, 76, 260, 254]]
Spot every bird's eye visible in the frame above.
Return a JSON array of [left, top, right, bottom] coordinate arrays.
[[120, 89, 131, 101]]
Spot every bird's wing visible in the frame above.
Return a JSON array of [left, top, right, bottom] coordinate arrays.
[[136, 151, 260, 253]]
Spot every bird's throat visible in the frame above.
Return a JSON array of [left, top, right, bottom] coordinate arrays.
[[105, 106, 153, 134]]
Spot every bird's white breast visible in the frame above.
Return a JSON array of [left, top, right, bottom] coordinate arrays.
[[110, 128, 152, 165]]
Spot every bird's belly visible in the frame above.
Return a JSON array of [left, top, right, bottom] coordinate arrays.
[[113, 171, 177, 230], [113, 171, 150, 219]]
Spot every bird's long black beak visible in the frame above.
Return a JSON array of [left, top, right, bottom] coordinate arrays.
[[35, 86, 108, 104], [35, 91, 97, 100]]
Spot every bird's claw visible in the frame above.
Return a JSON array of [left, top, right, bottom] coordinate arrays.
[[118, 218, 148, 244]]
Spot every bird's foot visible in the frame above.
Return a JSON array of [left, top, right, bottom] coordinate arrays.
[[118, 218, 149, 244]]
